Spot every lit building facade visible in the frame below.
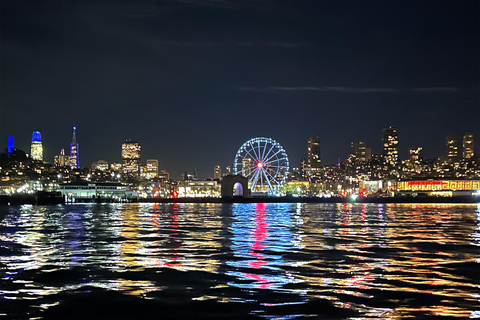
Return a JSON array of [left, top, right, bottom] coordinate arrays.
[[122, 140, 141, 178], [382, 126, 398, 166], [145, 159, 158, 179], [242, 158, 252, 177], [397, 180, 480, 196], [92, 160, 109, 171], [307, 137, 321, 169], [30, 131, 43, 161], [354, 141, 371, 163], [69, 127, 79, 168], [446, 134, 458, 159], [463, 133, 474, 159]]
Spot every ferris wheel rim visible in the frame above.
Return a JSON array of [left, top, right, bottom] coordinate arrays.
[[233, 137, 289, 194]]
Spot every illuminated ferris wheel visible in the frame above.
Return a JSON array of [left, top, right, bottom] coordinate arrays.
[[234, 137, 289, 195]]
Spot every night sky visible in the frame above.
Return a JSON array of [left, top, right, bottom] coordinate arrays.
[[1, 0, 479, 179]]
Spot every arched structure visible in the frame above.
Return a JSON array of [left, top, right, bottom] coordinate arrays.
[[221, 174, 249, 198]]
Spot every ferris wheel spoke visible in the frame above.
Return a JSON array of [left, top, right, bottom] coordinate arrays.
[[249, 142, 261, 161], [263, 159, 287, 168], [262, 170, 275, 191], [260, 141, 270, 161], [242, 147, 256, 161], [244, 168, 256, 178], [264, 149, 284, 163], [263, 143, 275, 163], [264, 157, 287, 164], [251, 169, 261, 191], [264, 169, 277, 183], [257, 141, 263, 162]]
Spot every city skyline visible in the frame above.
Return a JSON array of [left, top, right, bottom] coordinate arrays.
[[1, 1, 479, 179], [1, 126, 477, 180]]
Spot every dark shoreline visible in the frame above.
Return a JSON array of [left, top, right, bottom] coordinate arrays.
[[1, 194, 479, 205]]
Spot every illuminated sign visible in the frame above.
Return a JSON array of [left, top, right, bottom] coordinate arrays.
[[398, 180, 480, 191]]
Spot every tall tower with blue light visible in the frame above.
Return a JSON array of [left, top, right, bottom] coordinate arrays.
[[69, 127, 79, 168], [7, 136, 14, 154], [31, 131, 43, 161]]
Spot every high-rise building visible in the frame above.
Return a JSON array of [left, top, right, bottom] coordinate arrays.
[[446, 134, 458, 159], [307, 137, 321, 169], [354, 141, 367, 163], [409, 146, 422, 163], [214, 165, 221, 180], [30, 131, 43, 161], [463, 133, 474, 159], [7, 136, 14, 154], [145, 159, 159, 179], [242, 158, 252, 177], [382, 126, 398, 166], [223, 166, 232, 177], [122, 140, 141, 177], [69, 127, 79, 168], [54, 148, 68, 167]]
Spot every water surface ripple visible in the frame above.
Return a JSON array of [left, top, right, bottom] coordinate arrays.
[[0, 203, 479, 319]]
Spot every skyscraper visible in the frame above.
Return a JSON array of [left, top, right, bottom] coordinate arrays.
[[122, 140, 141, 177], [446, 134, 458, 159], [382, 126, 398, 166], [69, 127, 79, 168], [307, 137, 321, 169], [146, 159, 159, 179], [463, 133, 474, 159], [214, 165, 221, 180], [7, 136, 14, 154], [30, 131, 43, 161], [354, 141, 369, 163], [242, 158, 252, 177]]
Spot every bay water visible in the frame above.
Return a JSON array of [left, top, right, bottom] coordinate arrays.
[[1, 203, 479, 319]]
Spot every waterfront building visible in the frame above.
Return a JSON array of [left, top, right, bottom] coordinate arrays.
[[463, 133, 474, 159], [69, 127, 79, 169], [382, 126, 398, 166], [121, 140, 141, 178], [57, 182, 132, 200], [397, 180, 480, 197], [30, 131, 43, 161], [178, 180, 220, 197], [145, 159, 159, 179], [307, 137, 321, 169], [214, 165, 221, 180], [446, 134, 458, 159]]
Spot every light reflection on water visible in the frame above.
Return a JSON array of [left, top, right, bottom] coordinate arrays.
[[0, 203, 479, 319]]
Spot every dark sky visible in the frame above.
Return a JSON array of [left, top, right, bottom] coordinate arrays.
[[1, 0, 479, 179]]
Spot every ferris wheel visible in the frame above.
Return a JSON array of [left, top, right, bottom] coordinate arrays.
[[234, 137, 289, 195]]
